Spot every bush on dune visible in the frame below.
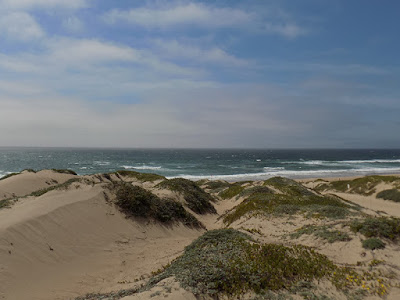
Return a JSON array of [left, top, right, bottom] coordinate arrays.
[[376, 189, 400, 202], [115, 183, 203, 228], [156, 178, 216, 214]]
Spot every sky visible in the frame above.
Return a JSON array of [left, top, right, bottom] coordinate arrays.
[[0, 0, 399, 148]]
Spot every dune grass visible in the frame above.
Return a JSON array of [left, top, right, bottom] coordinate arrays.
[[115, 170, 165, 182], [51, 169, 77, 175], [223, 192, 352, 225], [218, 184, 245, 199], [315, 175, 400, 196], [115, 183, 203, 228], [156, 178, 216, 214], [290, 225, 352, 243], [29, 178, 81, 197]]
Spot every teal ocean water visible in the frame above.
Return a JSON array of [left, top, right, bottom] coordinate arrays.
[[1, 148, 400, 181]]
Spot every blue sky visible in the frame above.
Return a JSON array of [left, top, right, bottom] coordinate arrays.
[[0, 0, 399, 148]]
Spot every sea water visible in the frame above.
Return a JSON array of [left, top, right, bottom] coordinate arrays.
[[1, 148, 400, 181]]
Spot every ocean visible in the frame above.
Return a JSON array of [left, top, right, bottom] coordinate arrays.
[[1, 148, 400, 181]]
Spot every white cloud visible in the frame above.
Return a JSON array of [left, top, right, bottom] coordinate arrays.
[[152, 40, 249, 67], [265, 23, 306, 39], [45, 38, 140, 64], [104, 3, 252, 29], [0, 0, 88, 10], [62, 16, 84, 32], [0, 11, 44, 41], [103, 2, 307, 39]]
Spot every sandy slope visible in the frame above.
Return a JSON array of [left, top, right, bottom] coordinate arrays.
[[0, 170, 76, 200], [0, 173, 203, 300]]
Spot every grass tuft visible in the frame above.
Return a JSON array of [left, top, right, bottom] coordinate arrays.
[[362, 238, 386, 250]]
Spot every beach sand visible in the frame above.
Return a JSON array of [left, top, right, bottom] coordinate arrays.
[[1, 171, 400, 299]]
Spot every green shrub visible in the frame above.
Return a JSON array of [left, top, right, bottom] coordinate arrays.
[[116, 170, 165, 182], [156, 178, 216, 214], [148, 229, 341, 298], [350, 217, 400, 240], [362, 238, 385, 250], [376, 189, 400, 202], [116, 183, 159, 217], [115, 183, 202, 228]]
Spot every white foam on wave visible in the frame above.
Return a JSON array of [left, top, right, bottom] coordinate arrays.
[[169, 167, 400, 182], [341, 159, 400, 164], [285, 159, 400, 167], [94, 161, 110, 166], [263, 167, 285, 171], [122, 165, 162, 170], [0, 171, 13, 179]]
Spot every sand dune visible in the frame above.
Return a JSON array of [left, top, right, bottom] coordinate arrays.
[[1, 171, 400, 299], [0, 169, 77, 200], [0, 172, 203, 300]]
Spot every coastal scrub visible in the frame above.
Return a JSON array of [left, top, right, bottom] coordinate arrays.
[[148, 229, 355, 298], [156, 178, 216, 214], [115, 183, 203, 228]]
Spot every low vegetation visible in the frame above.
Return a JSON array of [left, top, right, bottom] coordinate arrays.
[[290, 225, 352, 243], [115, 170, 165, 182], [218, 183, 245, 199], [376, 189, 400, 202], [264, 177, 316, 197], [147, 229, 379, 298], [315, 175, 400, 196], [223, 188, 352, 225], [362, 238, 386, 250], [0, 169, 37, 181], [350, 217, 400, 241], [115, 183, 203, 228], [202, 180, 232, 193], [51, 169, 77, 175], [156, 178, 216, 214], [29, 178, 81, 197], [0, 199, 10, 209]]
